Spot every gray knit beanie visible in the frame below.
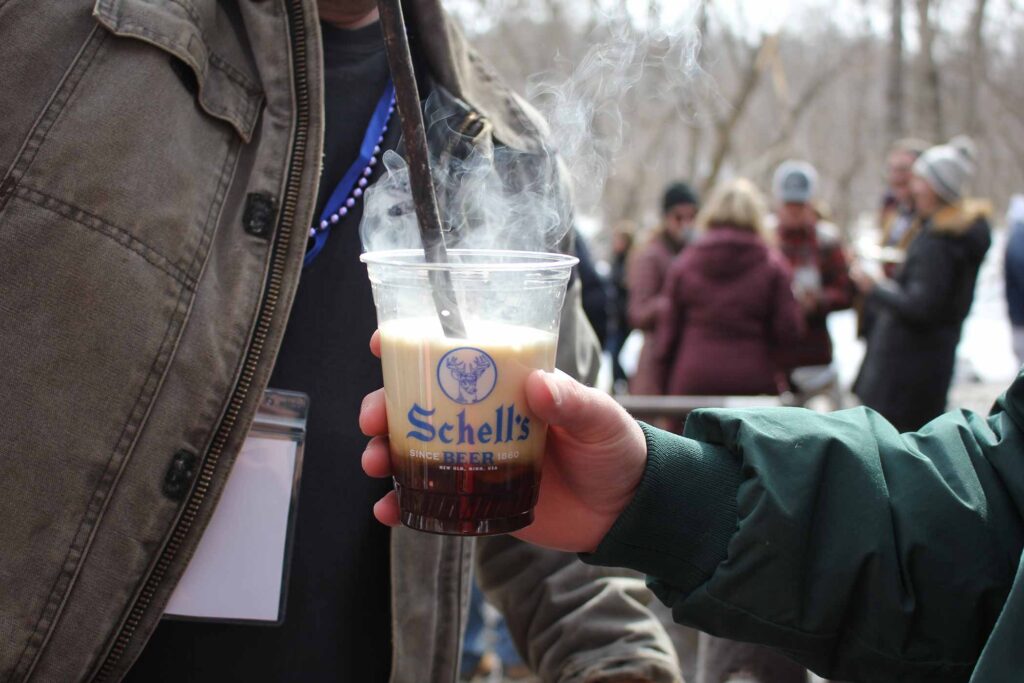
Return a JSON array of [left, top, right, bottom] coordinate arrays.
[[948, 135, 978, 173], [772, 160, 818, 204], [913, 144, 974, 204]]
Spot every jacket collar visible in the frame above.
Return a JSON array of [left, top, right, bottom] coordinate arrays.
[[929, 198, 993, 236], [405, 0, 548, 153]]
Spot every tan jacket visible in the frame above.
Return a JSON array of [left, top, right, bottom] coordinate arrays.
[[0, 1, 679, 681]]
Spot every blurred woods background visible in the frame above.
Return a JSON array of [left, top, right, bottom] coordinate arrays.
[[446, 0, 1024, 244]]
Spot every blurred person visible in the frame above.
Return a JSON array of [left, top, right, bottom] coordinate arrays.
[[649, 178, 807, 682], [608, 225, 636, 391], [654, 178, 805, 399], [0, 1, 681, 681], [853, 140, 992, 432], [627, 182, 700, 394], [576, 229, 611, 349], [1005, 194, 1024, 365], [859, 139, 931, 340], [879, 137, 930, 256], [770, 161, 854, 393]]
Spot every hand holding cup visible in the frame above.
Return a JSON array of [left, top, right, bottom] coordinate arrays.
[[850, 260, 881, 294], [360, 331, 648, 553]]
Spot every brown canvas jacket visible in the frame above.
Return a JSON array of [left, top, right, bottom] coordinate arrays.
[[0, 1, 679, 681]]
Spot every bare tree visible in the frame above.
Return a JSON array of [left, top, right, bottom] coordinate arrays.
[[913, 0, 944, 141], [834, 53, 874, 232], [701, 34, 769, 195], [686, 0, 711, 181], [965, 0, 989, 137], [742, 40, 861, 180], [982, 74, 1024, 177], [451, 0, 1024, 242], [885, 0, 905, 142]]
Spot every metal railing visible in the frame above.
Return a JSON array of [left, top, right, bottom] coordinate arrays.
[[614, 394, 789, 420], [615, 366, 844, 419]]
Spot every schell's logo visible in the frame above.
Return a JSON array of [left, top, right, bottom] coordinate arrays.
[[438, 347, 497, 405]]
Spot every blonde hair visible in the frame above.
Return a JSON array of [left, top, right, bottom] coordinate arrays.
[[696, 178, 767, 236]]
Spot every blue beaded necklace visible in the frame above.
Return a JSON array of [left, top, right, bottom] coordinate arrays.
[[305, 78, 396, 267]]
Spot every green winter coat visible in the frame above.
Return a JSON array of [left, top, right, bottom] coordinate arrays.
[[587, 370, 1024, 682]]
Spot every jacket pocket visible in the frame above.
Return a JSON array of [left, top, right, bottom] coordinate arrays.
[[92, 0, 264, 141], [3, 0, 258, 284]]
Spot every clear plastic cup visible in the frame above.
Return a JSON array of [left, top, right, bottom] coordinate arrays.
[[362, 249, 578, 535]]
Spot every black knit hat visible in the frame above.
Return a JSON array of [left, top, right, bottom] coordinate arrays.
[[662, 182, 700, 213]]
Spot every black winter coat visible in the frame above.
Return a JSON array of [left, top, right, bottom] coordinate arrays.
[[855, 201, 992, 431]]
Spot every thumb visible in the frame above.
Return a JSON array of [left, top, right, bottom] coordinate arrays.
[[525, 370, 629, 443]]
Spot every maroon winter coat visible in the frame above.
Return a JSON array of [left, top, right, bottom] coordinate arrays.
[[774, 221, 854, 371], [653, 227, 804, 396], [627, 233, 683, 394]]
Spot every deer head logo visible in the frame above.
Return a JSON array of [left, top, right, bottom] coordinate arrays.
[[437, 348, 497, 404]]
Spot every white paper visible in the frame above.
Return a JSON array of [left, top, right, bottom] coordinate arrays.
[[164, 436, 297, 622]]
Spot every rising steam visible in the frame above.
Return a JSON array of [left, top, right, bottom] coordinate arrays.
[[360, 8, 713, 255]]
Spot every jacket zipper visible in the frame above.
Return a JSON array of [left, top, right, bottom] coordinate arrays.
[[437, 110, 484, 169], [0, 176, 16, 214], [90, 0, 312, 679]]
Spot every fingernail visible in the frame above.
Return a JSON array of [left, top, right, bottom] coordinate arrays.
[[543, 372, 562, 406]]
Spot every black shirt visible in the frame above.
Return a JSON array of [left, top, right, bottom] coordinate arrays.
[[128, 21, 396, 682]]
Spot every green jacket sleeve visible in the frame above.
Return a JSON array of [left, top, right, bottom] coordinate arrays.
[[585, 373, 1024, 682]]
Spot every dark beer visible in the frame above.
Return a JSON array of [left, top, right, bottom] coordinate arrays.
[[380, 317, 555, 535], [394, 464, 539, 535]]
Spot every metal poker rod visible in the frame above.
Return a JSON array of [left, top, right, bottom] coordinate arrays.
[[377, 0, 467, 338]]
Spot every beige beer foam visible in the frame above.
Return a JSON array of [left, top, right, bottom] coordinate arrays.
[[381, 317, 556, 470]]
